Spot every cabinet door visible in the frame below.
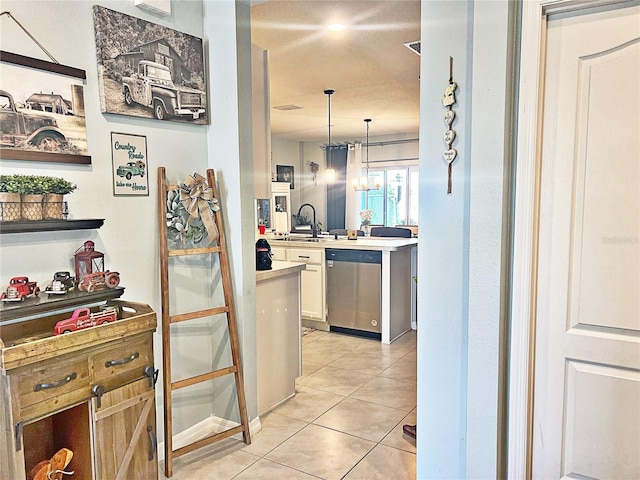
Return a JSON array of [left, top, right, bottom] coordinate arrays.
[[301, 263, 325, 321], [93, 378, 157, 480]]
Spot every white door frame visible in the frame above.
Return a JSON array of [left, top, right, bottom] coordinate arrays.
[[507, 0, 635, 477]]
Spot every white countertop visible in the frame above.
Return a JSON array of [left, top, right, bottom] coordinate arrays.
[[260, 234, 417, 252], [256, 260, 306, 282]]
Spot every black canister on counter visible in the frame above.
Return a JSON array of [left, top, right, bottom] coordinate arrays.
[[256, 239, 273, 270]]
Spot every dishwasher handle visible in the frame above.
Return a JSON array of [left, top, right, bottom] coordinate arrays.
[[326, 249, 382, 264], [327, 260, 334, 268]]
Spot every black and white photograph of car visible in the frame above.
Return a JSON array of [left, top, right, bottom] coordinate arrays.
[[0, 66, 88, 156]]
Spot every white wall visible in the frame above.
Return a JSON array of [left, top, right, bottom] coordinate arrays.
[[417, 0, 511, 478], [271, 136, 302, 208], [252, 44, 271, 199], [0, 0, 257, 442]]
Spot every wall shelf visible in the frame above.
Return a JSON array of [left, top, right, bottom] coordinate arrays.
[[0, 219, 105, 234], [0, 286, 125, 323]]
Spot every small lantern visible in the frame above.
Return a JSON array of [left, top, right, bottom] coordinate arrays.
[[74, 240, 104, 282]]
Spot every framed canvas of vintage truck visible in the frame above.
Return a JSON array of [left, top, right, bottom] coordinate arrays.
[[93, 6, 207, 125]]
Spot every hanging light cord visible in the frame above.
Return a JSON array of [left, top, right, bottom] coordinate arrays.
[[364, 118, 371, 209], [365, 118, 371, 172], [324, 89, 334, 169]]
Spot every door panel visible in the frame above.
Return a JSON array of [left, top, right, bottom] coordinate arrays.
[[563, 362, 640, 479], [534, 4, 640, 478], [93, 379, 157, 480], [570, 38, 640, 331], [301, 264, 324, 320]]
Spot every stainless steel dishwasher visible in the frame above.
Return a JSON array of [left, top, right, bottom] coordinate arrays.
[[326, 249, 382, 337]]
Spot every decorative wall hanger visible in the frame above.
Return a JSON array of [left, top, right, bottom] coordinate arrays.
[[441, 56, 458, 194], [0, 11, 91, 164]]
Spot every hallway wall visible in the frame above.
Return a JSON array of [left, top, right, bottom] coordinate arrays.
[[417, 0, 512, 477]]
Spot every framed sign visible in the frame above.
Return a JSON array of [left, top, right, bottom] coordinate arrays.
[[276, 164, 295, 189], [93, 6, 207, 125], [0, 51, 91, 164], [111, 132, 149, 196]]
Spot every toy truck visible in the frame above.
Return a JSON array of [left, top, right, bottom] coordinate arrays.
[[1, 276, 40, 302], [76, 270, 120, 293], [53, 307, 118, 335], [44, 271, 75, 295]]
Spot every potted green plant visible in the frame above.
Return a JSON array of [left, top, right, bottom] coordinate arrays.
[[359, 209, 374, 235], [0, 175, 22, 222], [43, 176, 77, 219], [13, 175, 48, 220]]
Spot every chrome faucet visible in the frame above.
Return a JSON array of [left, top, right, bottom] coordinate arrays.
[[297, 203, 319, 238]]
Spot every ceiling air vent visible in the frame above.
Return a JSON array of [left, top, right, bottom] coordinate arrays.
[[404, 40, 421, 56], [273, 104, 303, 111]]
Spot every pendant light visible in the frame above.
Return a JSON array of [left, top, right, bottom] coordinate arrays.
[[324, 89, 336, 183], [353, 118, 380, 194]]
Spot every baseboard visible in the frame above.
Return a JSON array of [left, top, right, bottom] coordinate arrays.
[[157, 415, 262, 462], [302, 318, 329, 331]]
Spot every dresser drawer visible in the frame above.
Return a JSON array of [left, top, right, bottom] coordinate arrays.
[[287, 248, 323, 265], [92, 336, 153, 386], [17, 357, 90, 421]]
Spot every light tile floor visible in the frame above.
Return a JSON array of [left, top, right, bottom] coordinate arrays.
[[160, 329, 417, 480]]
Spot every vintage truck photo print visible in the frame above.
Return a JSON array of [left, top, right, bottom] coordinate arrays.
[[93, 5, 207, 125]]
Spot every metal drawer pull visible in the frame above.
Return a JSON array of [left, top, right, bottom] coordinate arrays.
[[33, 372, 77, 392], [105, 351, 139, 368], [147, 426, 157, 461], [298, 255, 310, 259]]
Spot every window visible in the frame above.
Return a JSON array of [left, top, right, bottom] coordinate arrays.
[[358, 165, 418, 226]]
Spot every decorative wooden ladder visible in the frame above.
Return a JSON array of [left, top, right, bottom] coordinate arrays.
[[158, 167, 251, 478]]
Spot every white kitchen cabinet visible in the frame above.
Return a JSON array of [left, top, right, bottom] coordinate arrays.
[[300, 263, 324, 320], [285, 248, 326, 323], [271, 246, 287, 262], [271, 182, 291, 234]]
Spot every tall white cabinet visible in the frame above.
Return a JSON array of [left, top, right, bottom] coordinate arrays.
[[271, 182, 291, 234]]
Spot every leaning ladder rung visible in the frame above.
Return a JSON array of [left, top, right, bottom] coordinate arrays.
[[170, 306, 230, 324], [171, 365, 238, 391], [172, 425, 245, 459], [168, 246, 221, 256], [159, 167, 251, 478]]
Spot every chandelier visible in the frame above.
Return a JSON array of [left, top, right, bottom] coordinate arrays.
[[324, 89, 336, 183], [353, 118, 380, 192]]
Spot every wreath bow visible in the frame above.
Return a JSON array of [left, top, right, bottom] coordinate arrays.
[[179, 173, 218, 244]]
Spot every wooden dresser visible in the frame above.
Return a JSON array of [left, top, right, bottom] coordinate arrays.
[[0, 300, 158, 479]]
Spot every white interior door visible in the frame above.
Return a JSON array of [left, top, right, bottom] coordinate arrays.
[[534, 4, 640, 479]]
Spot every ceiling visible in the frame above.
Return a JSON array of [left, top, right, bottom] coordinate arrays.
[[250, 0, 421, 143]]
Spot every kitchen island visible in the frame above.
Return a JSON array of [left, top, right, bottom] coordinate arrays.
[[264, 234, 417, 344], [255, 261, 305, 415]]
